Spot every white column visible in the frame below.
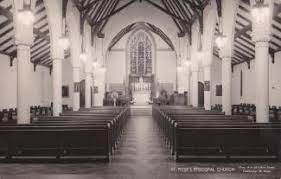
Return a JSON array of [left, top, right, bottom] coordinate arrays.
[[85, 71, 92, 108], [203, 65, 211, 110], [17, 45, 32, 124], [184, 69, 191, 105], [44, 0, 64, 116], [222, 57, 232, 115], [52, 58, 62, 116], [93, 72, 105, 107], [73, 67, 80, 111], [177, 71, 185, 93], [250, 0, 273, 123], [191, 68, 199, 107], [255, 41, 269, 123]]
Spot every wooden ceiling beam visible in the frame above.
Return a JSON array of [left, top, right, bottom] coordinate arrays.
[[162, 0, 185, 33], [144, 0, 187, 23], [93, 0, 137, 26], [83, 0, 103, 11], [98, 0, 120, 33]]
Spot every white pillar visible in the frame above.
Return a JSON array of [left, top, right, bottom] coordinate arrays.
[[73, 67, 80, 111], [17, 45, 32, 124], [191, 67, 199, 107], [44, 0, 64, 116], [255, 41, 269, 122], [52, 58, 62, 116], [177, 71, 184, 93], [250, 0, 273, 123], [203, 66, 211, 110], [184, 69, 191, 105], [13, 0, 35, 124], [222, 57, 232, 115], [85, 71, 92, 108]]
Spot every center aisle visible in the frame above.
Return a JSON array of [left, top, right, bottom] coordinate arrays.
[[110, 115, 174, 177]]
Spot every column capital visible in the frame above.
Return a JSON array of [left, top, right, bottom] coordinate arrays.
[[191, 63, 199, 72], [52, 58, 63, 61], [202, 63, 212, 69], [72, 65, 80, 69], [252, 18, 271, 43], [16, 44, 31, 49], [252, 32, 271, 43], [219, 48, 232, 59], [221, 55, 232, 61]]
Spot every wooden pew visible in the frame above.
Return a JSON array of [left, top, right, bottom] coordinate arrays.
[[0, 125, 110, 162], [0, 107, 130, 162], [152, 105, 281, 162], [175, 123, 281, 162]]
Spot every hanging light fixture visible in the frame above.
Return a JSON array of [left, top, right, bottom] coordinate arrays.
[[215, 17, 227, 49], [215, 33, 227, 49], [197, 50, 204, 61], [80, 53, 88, 63], [58, 14, 70, 50], [197, 29, 205, 62], [17, 0, 35, 26], [79, 31, 88, 63], [183, 60, 191, 67], [252, 0, 270, 24], [99, 66, 107, 73], [92, 59, 100, 69], [177, 65, 183, 72], [58, 35, 70, 50]]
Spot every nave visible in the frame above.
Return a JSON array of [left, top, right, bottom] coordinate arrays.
[[0, 111, 281, 179]]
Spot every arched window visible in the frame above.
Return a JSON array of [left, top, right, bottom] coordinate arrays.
[[129, 30, 152, 76]]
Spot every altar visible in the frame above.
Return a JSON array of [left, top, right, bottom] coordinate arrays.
[[132, 91, 151, 105], [130, 76, 152, 105]]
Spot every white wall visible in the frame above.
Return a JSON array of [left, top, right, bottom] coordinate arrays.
[[0, 54, 52, 110], [62, 58, 74, 107], [211, 56, 222, 106], [196, 55, 222, 106], [232, 52, 281, 106]]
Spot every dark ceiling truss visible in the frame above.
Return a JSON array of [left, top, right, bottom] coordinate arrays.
[[108, 22, 137, 50], [107, 22, 175, 51], [146, 22, 175, 50], [0, 0, 51, 68], [231, 0, 281, 66], [72, 0, 212, 42]]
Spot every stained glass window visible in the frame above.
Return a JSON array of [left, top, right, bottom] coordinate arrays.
[[129, 31, 152, 76]]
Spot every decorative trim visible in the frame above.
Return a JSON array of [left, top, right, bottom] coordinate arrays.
[[110, 48, 126, 52], [156, 48, 173, 51], [110, 48, 173, 52]]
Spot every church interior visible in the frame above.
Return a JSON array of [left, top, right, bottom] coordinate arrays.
[[0, 0, 281, 178]]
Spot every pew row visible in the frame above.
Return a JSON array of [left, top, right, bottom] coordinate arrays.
[[0, 107, 130, 162], [153, 105, 281, 162]]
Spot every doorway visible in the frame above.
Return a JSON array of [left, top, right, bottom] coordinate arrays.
[[198, 82, 204, 107]]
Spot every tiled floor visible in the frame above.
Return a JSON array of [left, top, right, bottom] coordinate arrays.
[[0, 115, 281, 179]]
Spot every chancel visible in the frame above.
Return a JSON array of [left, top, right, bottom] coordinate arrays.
[[0, 0, 281, 178]]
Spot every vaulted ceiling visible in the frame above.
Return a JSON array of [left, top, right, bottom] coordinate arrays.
[[0, 0, 280, 69]]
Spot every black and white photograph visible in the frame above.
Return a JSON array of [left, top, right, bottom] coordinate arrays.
[[0, 0, 281, 178]]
